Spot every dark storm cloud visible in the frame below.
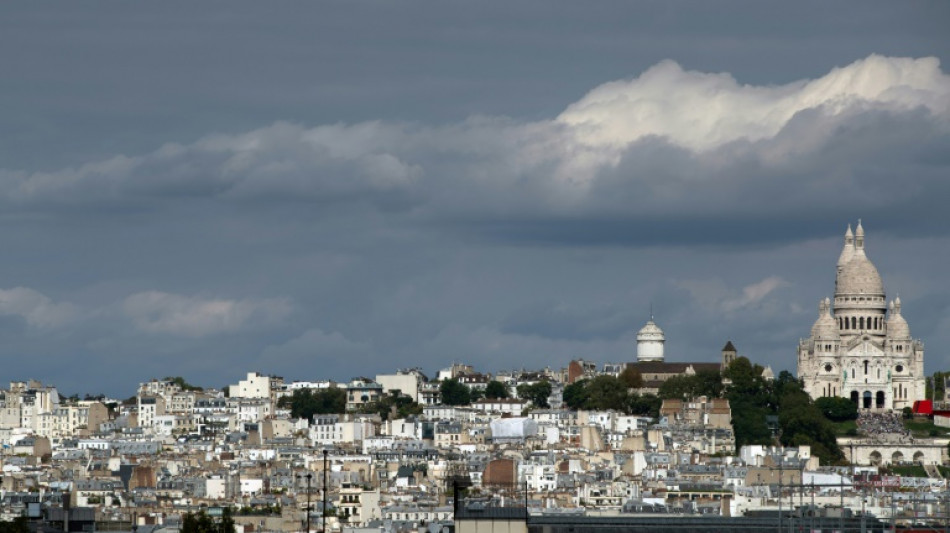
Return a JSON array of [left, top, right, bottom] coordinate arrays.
[[0, 3, 948, 395]]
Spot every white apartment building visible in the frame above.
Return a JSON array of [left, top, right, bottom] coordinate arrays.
[[310, 415, 376, 445], [519, 463, 558, 492], [236, 399, 272, 423], [233, 372, 272, 399], [137, 396, 166, 429]]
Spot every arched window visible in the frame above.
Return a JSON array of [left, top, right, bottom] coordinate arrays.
[[851, 317, 857, 329], [859, 317, 864, 330], [864, 360, 869, 375]]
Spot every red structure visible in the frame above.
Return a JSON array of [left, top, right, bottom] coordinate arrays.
[[913, 399, 933, 416]]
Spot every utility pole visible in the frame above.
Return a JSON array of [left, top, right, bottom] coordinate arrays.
[[306, 473, 313, 533], [778, 461, 783, 533], [296, 472, 312, 533], [323, 449, 329, 533]]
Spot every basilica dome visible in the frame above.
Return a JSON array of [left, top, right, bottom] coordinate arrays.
[[834, 221, 885, 298]]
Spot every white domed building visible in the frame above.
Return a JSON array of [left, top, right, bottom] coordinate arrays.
[[797, 221, 925, 411], [627, 316, 730, 394], [636, 317, 666, 362]]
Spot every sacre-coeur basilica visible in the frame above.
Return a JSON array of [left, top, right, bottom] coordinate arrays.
[[797, 221, 925, 411]]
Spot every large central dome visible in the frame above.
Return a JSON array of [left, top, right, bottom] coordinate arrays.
[[834, 221, 885, 298]]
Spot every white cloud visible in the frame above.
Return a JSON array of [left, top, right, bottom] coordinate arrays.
[[0, 55, 945, 243], [123, 291, 291, 337], [558, 55, 949, 153], [0, 287, 79, 328], [1, 55, 945, 210]]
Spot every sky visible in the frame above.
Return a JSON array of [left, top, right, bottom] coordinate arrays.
[[0, 1, 949, 397]]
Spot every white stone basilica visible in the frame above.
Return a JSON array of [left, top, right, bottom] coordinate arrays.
[[797, 221, 924, 411]]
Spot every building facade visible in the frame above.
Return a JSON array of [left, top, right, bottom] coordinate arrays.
[[797, 221, 925, 410]]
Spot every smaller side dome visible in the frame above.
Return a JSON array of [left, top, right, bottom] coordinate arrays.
[[811, 297, 840, 341], [887, 298, 911, 339]]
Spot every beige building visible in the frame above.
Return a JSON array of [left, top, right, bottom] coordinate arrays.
[[660, 396, 732, 429]]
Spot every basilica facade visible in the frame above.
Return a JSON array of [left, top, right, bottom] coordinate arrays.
[[797, 221, 924, 411]]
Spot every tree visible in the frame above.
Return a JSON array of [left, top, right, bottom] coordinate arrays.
[[619, 367, 643, 389], [484, 380, 509, 400], [181, 510, 233, 533], [562, 379, 590, 410], [439, 379, 471, 406], [164, 376, 203, 391], [219, 507, 235, 533], [359, 392, 423, 421], [815, 397, 858, 422], [277, 388, 346, 419], [658, 375, 700, 400], [517, 381, 552, 408], [778, 391, 843, 464], [657, 370, 723, 400], [583, 376, 628, 411], [626, 393, 662, 419]]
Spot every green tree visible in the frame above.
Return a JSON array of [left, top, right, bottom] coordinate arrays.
[[219, 507, 235, 533], [626, 393, 662, 419], [778, 390, 843, 464], [730, 399, 772, 448], [359, 392, 423, 420], [815, 397, 858, 422], [723, 357, 774, 449], [658, 375, 699, 400], [277, 388, 346, 419], [562, 379, 590, 410], [484, 380, 509, 399], [439, 379, 471, 406], [517, 381, 552, 408], [584, 376, 628, 411], [164, 376, 204, 391], [181, 510, 232, 533]]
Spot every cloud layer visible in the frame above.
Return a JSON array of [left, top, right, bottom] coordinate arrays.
[[1, 54, 949, 394], [2, 56, 947, 244]]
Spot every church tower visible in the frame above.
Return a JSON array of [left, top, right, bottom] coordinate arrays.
[[722, 341, 737, 368]]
